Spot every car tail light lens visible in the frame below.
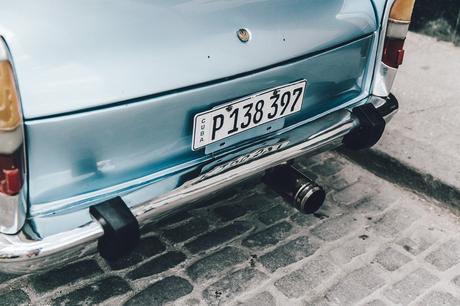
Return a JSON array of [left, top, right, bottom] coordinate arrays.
[[0, 37, 26, 234], [0, 60, 23, 197], [382, 0, 416, 68], [390, 0, 416, 21], [0, 61, 21, 131]]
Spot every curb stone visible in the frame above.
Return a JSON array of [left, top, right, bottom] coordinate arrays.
[[338, 148, 460, 213]]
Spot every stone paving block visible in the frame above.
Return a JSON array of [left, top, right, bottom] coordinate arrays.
[[156, 211, 192, 227], [329, 237, 368, 265], [332, 182, 376, 206], [425, 239, 460, 271], [374, 247, 411, 271], [371, 207, 419, 238], [185, 221, 252, 254], [310, 158, 344, 177], [295, 154, 325, 170], [453, 275, 460, 287], [324, 166, 359, 191], [184, 298, 201, 305], [304, 296, 333, 306], [353, 188, 400, 213], [141, 211, 192, 234], [417, 291, 460, 306], [237, 291, 276, 306], [325, 177, 355, 192], [240, 194, 276, 212], [0, 273, 16, 284], [186, 247, 247, 282], [30, 259, 102, 293], [125, 276, 193, 306], [0, 289, 30, 306], [107, 236, 166, 270], [242, 221, 292, 249], [259, 236, 319, 272], [274, 255, 336, 298], [311, 214, 360, 241], [202, 267, 267, 305], [290, 213, 319, 228], [383, 268, 439, 304], [325, 266, 385, 306], [51, 276, 131, 306], [397, 226, 438, 255], [257, 205, 292, 225], [362, 300, 387, 306], [214, 204, 248, 222], [163, 218, 209, 243], [127, 251, 186, 280]]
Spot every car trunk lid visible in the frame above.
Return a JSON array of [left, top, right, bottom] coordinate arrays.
[[0, 0, 377, 119]]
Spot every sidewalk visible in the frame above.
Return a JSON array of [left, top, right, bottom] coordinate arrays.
[[342, 32, 460, 211]]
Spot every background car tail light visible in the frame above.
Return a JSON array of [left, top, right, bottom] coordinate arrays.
[[382, 0, 416, 68], [0, 38, 26, 234]]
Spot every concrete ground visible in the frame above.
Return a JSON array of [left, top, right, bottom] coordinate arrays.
[[343, 32, 460, 209], [386, 32, 460, 184], [1, 152, 459, 305], [1, 33, 459, 306]]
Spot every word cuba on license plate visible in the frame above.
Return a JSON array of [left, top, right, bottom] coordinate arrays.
[[192, 80, 306, 150]]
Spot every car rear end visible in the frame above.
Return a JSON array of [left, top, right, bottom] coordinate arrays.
[[0, 0, 415, 273]]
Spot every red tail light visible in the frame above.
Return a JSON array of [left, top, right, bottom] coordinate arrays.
[[0, 149, 23, 195], [383, 38, 406, 68], [381, 0, 416, 68]]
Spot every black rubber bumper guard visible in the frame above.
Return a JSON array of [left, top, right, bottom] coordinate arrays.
[[90, 197, 140, 260], [343, 94, 398, 150]]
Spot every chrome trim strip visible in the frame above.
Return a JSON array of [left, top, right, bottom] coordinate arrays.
[[0, 97, 397, 273]]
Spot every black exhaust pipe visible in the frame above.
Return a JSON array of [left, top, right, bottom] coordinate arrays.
[[264, 164, 325, 214]]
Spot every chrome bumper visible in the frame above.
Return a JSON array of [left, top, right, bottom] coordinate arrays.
[[0, 96, 397, 274]]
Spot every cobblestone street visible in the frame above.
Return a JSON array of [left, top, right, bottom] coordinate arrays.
[[1, 152, 459, 305]]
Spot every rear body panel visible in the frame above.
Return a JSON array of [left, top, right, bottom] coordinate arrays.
[[27, 35, 375, 221], [0, 0, 376, 119]]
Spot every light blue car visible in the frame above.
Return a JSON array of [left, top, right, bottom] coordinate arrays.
[[0, 0, 415, 273]]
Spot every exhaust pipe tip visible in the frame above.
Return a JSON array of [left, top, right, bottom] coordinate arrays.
[[264, 164, 326, 214], [295, 182, 326, 214]]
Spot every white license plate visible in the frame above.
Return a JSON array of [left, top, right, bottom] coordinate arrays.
[[192, 80, 307, 150]]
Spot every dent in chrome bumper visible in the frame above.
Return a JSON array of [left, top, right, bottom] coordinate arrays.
[[0, 96, 398, 274]]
